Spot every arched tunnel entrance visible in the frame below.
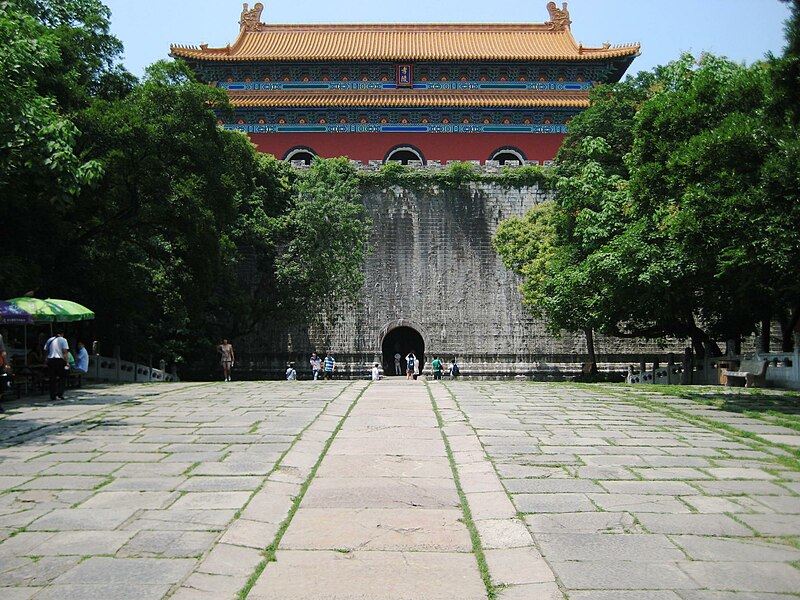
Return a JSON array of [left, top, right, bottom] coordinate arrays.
[[381, 326, 425, 376]]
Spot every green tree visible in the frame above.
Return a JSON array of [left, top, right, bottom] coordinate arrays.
[[765, 0, 800, 349], [273, 157, 370, 327], [1, 2, 371, 374], [497, 50, 800, 359], [627, 54, 794, 353], [0, 0, 123, 294], [66, 60, 278, 361]]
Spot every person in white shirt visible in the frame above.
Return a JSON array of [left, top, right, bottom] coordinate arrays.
[[371, 363, 381, 380], [309, 352, 322, 380], [286, 363, 297, 380], [393, 352, 402, 375], [44, 332, 69, 400], [218, 339, 235, 381]]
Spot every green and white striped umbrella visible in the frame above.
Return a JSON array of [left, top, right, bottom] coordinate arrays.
[[5, 298, 94, 322]]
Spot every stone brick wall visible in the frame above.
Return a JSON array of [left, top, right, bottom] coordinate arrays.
[[241, 180, 686, 378], [342, 183, 553, 355]]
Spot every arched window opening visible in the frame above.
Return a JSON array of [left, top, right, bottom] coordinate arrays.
[[283, 147, 317, 165], [489, 148, 526, 165], [384, 145, 425, 165]]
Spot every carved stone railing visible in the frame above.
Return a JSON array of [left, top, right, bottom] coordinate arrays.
[[86, 354, 179, 384], [626, 342, 800, 390]]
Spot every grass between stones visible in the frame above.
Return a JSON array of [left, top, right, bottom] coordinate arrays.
[[606, 386, 800, 470], [426, 383, 497, 600], [236, 382, 367, 599], [587, 384, 800, 549], [633, 384, 800, 431]]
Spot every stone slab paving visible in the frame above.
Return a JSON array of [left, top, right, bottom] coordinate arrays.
[[449, 381, 800, 599], [248, 380, 487, 599], [1, 380, 799, 598], [0, 381, 362, 599]]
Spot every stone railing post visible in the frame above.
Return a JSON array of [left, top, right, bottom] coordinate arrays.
[[680, 348, 693, 385], [114, 345, 121, 382], [667, 353, 676, 384]]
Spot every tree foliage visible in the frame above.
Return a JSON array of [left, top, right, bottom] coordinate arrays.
[[0, 1, 371, 373], [0, 0, 105, 208], [274, 157, 370, 323], [496, 31, 800, 355]]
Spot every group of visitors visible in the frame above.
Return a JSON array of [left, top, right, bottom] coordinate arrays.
[[307, 351, 337, 380], [41, 332, 89, 401], [0, 331, 90, 407], [217, 339, 460, 382], [400, 352, 459, 381], [217, 340, 339, 382]]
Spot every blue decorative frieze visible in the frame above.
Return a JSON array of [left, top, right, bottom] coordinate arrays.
[[223, 123, 569, 134], [218, 80, 592, 92], [193, 61, 613, 88]]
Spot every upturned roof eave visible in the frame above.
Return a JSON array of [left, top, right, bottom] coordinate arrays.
[[169, 21, 640, 63], [224, 90, 591, 109], [170, 51, 640, 62]]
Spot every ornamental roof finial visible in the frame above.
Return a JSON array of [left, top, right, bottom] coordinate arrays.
[[546, 2, 571, 31], [240, 2, 265, 32]]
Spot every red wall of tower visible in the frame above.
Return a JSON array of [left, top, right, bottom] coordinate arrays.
[[247, 132, 567, 164]]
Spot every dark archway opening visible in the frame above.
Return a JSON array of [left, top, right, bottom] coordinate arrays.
[[386, 150, 423, 165], [381, 326, 425, 376]]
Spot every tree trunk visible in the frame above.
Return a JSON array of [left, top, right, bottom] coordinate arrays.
[[759, 316, 771, 354], [584, 327, 598, 374], [781, 304, 800, 352], [687, 321, 722, 359], [690, 331, 706, 359]]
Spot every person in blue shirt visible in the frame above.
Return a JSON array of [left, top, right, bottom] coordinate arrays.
[[72, 341, 89, 374], [406, 352, 416, 381], [323, 352, 336, 380]]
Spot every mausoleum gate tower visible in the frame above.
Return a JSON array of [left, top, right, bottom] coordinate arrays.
[[171, 2, 639, 166], [172, 3, 644, 377]]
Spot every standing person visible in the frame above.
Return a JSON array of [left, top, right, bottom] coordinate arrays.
[[405, 352, 416, 381], [0, 332, 7, 407], [323, 351, 336, 380], [44, 331, 69, 400], [0, 332, 6, 374], [450, 358, 460, 379], [393, 352, 402, 375], [218, 339, 235, 381], [309, 352, 322, 380], [371, 363, 381, 381], [285, 363, 297, 380], [431, 355, 443, 380]]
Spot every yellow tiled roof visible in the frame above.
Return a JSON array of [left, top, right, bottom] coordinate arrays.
[[226, 89, 590, 108], [171, 23, 639, 62]]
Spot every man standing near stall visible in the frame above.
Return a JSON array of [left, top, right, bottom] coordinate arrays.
[[44, 331, 69, 400]]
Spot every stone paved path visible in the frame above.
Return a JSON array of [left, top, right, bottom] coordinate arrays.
[[0, 380, 798, 599]]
